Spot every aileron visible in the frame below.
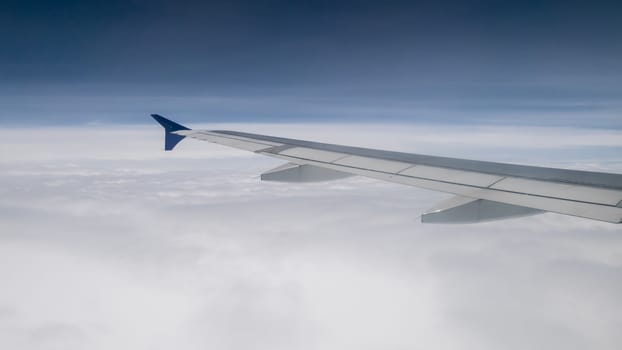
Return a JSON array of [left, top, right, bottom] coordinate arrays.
[[334, 155, 412, 173], [399, 165, 504, 187], [490, 177, 622, 206]]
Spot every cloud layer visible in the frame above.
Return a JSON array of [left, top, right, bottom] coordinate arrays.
[[1, 124, 621, 350]]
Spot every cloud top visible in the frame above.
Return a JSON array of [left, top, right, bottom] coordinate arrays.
[[0, 123, 621, 350]]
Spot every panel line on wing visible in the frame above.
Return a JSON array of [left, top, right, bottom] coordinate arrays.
[[259, 144, 295, 154], [191, 131, 281, 145], [266, 152, 622, 208], [490, 177, 622, 206], [396, 165, 417, 174], [332, 155, 413, 173], [487, 177, 506, 188], [278, 147, 346, 163], [330, 154, 352, 164], [184, 131, 281, 152]]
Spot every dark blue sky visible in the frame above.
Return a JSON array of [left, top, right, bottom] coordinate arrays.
[[1, 0, 621, 127]]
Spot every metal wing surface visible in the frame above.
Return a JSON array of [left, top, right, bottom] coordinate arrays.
[[152, 114, 622, 224]]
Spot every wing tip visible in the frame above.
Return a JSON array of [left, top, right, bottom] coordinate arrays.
[[151, 114, 190, 151], [150, 114, 190, 132]]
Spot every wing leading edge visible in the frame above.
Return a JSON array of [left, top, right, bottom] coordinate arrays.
[[151, 114, 622, 224]]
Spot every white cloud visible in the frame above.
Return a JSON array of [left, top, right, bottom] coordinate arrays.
[[0, 124, 621, 350]]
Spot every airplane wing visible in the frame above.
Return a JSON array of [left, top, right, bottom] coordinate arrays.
[[151, 114, 622, 224]]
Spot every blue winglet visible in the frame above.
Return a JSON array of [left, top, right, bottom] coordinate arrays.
[[151, 114, 191, 151]]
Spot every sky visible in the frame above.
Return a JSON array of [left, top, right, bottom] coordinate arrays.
[[0, 0, 621, 126], [1, 1, 622, 349]]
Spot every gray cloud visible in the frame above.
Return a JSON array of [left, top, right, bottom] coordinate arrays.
[[0, 124, 621, 350]]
